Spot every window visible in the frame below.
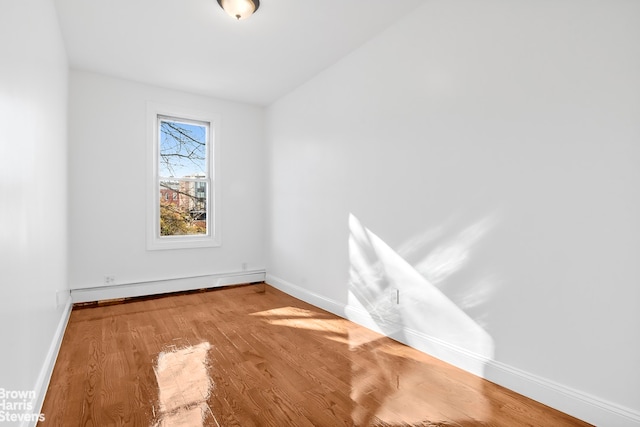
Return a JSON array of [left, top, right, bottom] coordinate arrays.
[[147, 104, 220, 250]]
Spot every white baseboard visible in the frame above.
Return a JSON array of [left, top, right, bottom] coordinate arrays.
[[484, 359, 640, 427], [265, 274, 640, 427], [26, 293, 73, 427], [265, 274, 346, 317], [71, 270, 266, 303]]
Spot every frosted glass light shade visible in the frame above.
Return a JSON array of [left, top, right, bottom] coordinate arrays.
[[217, 0, 260, 20]]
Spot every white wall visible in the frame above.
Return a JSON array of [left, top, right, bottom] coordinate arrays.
[[0, 0, 70, 415], [266, 0, 640, 424], [68, 71, 266, 291]]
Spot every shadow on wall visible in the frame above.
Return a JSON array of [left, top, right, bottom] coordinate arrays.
[[346, 213, 497, 376]]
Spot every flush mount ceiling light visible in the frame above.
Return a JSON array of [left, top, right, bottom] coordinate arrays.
[[217, 0, 260, 20]]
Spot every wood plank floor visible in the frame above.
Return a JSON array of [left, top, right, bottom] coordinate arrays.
[[39, 284, 592, 427]]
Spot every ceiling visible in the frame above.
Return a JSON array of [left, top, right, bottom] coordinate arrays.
[[54, 0, 425, 106]]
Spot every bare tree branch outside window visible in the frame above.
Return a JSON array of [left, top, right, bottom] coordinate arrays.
[[158, 117, 209, 236]]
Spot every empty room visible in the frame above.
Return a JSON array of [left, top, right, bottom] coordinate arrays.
[[1, 0, 639, 426]]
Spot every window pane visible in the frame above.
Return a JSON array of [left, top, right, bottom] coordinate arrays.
[[159, 118, 207, 178], [159, 180, 207, 236]]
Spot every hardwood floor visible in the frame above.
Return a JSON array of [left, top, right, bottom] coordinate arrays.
[[39, 284, 592, 426]]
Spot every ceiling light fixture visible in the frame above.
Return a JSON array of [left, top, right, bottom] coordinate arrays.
[[217, 0, 260, 21]]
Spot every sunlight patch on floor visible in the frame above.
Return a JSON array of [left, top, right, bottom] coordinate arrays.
[[250, 306, 316, 318], [347, 329, 493, 426], [152, 342, 214, 427], [251, 306, 354, 344]]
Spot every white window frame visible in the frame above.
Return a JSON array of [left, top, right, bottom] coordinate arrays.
[[146, 102, 221, 250]]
